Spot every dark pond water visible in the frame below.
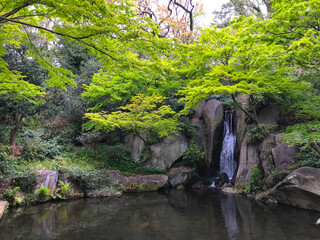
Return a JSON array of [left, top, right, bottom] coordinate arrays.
[[1, 190, 320, 240]]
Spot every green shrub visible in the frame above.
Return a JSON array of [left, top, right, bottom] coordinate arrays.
[[4, 187, 22, 206], [21, 129, 63, 161], [11, 167, 37, 193], [262, 169, 289, 190], [246, 166, 263, 193], [296, 147, 320, 168], [54, 180, 71, 199], [245, 124, 278, 144], [34, 184, 51, 200], [182, 140, 205, 169]]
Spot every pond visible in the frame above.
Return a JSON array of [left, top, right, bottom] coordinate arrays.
[[0, 190, 319, 240]]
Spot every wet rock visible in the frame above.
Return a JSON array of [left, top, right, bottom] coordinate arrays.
[[35, 170, 58, 193], [192, 181, 206, 190], [266, 167, 320, 211], [145, 135, 188, 170], [215, 172, 230, 188], [176, 185, 185, 191], [168, 167, 200, 188], [222, 187, 239, 194], [272, 134, 299, 171], [0, 201, 8, 220]]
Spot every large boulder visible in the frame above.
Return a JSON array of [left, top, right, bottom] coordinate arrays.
[[125, 174, 168, 192], [193, 100, 206, 118], [145, 135, 188, 170], [203, 99, 224, 168], [235, 141, 260, 186], [35, 170, 58, 193], [266, 167, 320, 211], [190, 116, 206, 153], [272, 134, 299, 171], [259, 134, 277, 176], [168, 167, 200, 188], [236, 95, 250, 149], [124, 133, 147, 162], [107, 170, 169, 192]]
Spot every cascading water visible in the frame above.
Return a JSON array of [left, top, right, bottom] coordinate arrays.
[[219, 110, 237, 179]]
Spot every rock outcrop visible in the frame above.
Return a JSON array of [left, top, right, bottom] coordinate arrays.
[[146, 135, 188, 170], [235, 141, 260, 185], [0, 201, 8, 220], [124, 133, 148, 162], [107, 170, 169, 192], [265, 167, 320, 211], [125, 174, 169, 192], [125, 134, 188, 170], [236, 95, 250, 149], [124, 99, 224, 171], [272, 134, 299, 171], [235, 133, 299, 186], [168, 167, 200, 188], [35, 170, 58, 192], [202, 99, 224, 168]]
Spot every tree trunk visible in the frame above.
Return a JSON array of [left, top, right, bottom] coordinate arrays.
[[9, 128, 17, 146], [310, 142, 320, 156], [231, 94, 259, 124]]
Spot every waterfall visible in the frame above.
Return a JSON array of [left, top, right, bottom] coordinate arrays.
[[219, 110, 237, 179]]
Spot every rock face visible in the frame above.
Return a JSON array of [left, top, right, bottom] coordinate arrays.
[[235, 141, 260, 185], [235, 133, 299, 186], [145, 135, 188, 170], [236, 95, 250, 149], [35, 170, 58, 192], [257, 104, 281, 124], [259, 134, 277, 176], [202, 99, 224, 168], [272, 134, 299, 171], [0, 201, 8, 220], [168, 167, 200, 188], [125, 133, 188, 170], [266, 167, 320, 211], [124, 133, 147, 162], [58, 174, 84, 199], [124, 99, 224, 171]]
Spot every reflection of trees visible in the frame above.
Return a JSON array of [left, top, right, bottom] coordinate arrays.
[[1, 191, 320, 240]]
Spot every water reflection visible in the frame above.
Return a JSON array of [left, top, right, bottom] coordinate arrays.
[[0, 191, 319, 240], [221, 194, 239, 240]]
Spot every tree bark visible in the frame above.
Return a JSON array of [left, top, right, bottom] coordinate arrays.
[[310, 142, 320, 156]]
